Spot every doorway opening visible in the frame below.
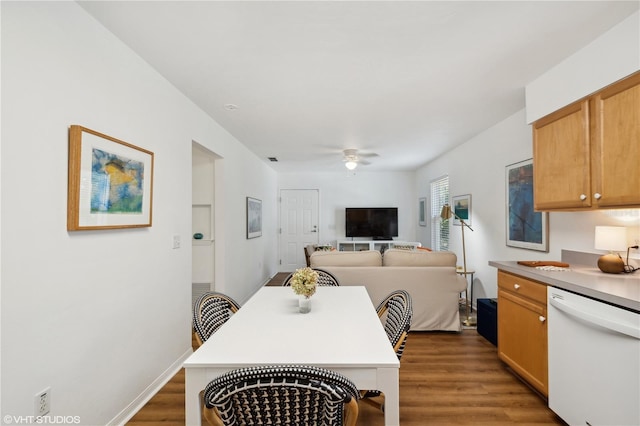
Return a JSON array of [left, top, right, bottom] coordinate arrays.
[[192, 143, 220, 306]]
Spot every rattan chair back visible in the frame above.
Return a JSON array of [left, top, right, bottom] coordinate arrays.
[[376, 289, 413, 360], [193, 292, 241, 347], [360, 289, 413, 409], [282, 268, 340, 287], [202, 364, 359, 426]]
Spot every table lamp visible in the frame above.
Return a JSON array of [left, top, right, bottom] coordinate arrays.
[[441, 204, 475, 326], [594, 226, 626, 274]]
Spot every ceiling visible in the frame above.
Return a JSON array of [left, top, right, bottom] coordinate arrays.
[[79, 1, 639, 173]]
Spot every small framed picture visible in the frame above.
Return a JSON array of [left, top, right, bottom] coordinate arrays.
[[246, 197, 262, 239], [418, 197, 426, 226], [452, 194, 471, 227]]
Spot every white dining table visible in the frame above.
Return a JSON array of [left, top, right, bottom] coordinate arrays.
[[184, 285, 400, 425]]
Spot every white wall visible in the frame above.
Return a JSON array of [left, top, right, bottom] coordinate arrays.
[[416, 109, 640, 304], [418, 10, 640, 304], [1, 2, 276, 424], [526, 11, 640, 122], [278, 171, 417, 247]]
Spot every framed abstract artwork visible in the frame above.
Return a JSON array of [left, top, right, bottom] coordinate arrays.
[[418, 197, 426, 226], [67, 125, 154, 231], [246, 197, 262, 239], [505, 159, 548, 252], [452, 194, 471, 226]]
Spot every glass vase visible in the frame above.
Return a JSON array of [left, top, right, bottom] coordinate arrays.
[[298, 295, 311, 314]]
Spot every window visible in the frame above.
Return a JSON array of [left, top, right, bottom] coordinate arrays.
[[430, 175, 449, 251]]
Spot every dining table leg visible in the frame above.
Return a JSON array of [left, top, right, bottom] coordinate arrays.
[[185, 368, 207, 426], [378, 367, 400, 426]]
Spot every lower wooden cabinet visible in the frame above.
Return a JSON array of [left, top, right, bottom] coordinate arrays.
[[497, 270, 548, 396]]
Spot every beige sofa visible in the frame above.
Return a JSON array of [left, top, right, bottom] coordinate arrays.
[[310, 248, 467, 331]]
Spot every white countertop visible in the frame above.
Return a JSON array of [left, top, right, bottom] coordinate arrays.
[[489, 260, 640, 312]]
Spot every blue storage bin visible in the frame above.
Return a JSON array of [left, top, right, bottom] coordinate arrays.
[[477, 298, 497, 346]]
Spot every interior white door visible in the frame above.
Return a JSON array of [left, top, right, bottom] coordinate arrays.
[[279, 189, 319, 272]]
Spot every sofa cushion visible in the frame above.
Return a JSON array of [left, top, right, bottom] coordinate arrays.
[[382, 248, 457, 267], [310, 250, 382, 267]]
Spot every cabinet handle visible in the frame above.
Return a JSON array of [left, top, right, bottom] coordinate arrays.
[[514, 284, 520, 290], [594, 192, 602, 200], [539, 316, 546, 323], [579, 194, 587, 201]]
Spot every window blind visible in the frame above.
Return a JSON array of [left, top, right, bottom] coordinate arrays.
[[430, 175, 449, 251]]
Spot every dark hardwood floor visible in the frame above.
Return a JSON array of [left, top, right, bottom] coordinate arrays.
[[127, 274, 564, 425]]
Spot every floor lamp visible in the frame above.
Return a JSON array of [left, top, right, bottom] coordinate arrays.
[[441, 203, 476, 327]]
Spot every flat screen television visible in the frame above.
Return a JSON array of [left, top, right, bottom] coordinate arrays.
[[345, 207, 398, 240]]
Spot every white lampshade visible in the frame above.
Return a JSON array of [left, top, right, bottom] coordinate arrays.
[[594, 226, 627, 252], [345, 161, 357, 170]]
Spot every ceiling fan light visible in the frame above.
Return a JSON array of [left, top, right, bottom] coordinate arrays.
[[345, 161, 358, 170]]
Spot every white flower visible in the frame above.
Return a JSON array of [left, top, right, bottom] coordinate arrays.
[[290, 267, 318, 298]]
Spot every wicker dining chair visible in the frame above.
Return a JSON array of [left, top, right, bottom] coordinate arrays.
[[193, 292, 241, 347], [282, 268, 341, 286], [202, 364, 359, 426], [361, 289, 413, 411]]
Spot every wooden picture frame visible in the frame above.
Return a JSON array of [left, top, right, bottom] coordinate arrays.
[[452, 194, 471, 226], [67, 125, 154, 231], [246, 197, 262, 239], [505, 159, 549, 252], [418, 197, 426, 226]]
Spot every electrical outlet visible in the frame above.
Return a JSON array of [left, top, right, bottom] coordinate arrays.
[[35, 387, 51, 417], [172, 234, 181, 249]]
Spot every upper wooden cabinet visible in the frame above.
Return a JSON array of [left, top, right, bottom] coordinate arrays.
[[533, 71, 640, 211]]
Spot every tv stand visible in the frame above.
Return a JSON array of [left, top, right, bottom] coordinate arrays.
[[337, 240, 421, 252]]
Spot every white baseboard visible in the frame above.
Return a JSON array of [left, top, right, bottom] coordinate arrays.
[[107, 347, 193, 425]]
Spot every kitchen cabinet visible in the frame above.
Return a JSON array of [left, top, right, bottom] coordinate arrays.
[[532, 71, 640, 211], [497, 270, 548, 397]]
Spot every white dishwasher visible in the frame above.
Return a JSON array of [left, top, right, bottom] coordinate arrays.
[[548, 287, 640, 426]]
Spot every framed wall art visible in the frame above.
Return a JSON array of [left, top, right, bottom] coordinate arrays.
[[452, 194, 471, 226], [505, 159, 548, 252], [418, 197, 426, 226], [246, 197, 262, 239], [67, 125, 154, 231]]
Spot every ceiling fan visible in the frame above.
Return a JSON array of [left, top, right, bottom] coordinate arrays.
[[342, 149, 377, 170]]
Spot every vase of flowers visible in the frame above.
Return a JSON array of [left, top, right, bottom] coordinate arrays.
[[290, 267, 318, 313]]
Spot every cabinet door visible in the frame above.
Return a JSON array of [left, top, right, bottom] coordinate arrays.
[[533, 100, 591, 210], [592, 72, 640, 208], [498, 289, 548, 396]]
